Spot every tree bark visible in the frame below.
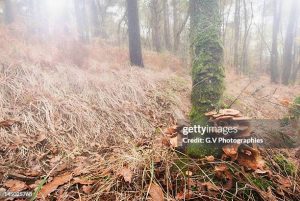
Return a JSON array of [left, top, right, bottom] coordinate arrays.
[[4, 0, 14, 24], [270, 0, 281, 83], [163, 0, 171, 51], [282, 0, 299, 85], [233, 0, 240, 71], [172, 0, 179, 53], [188, 0, 224, 157], [89, 0, 101, 37], [150, 0, 162, 52], [74, 0, 90, 42], [126, 0, 144, 67]]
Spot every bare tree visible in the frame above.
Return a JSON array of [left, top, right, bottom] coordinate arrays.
[[126, 0, 144, 67], [282, 0, 299, 85], [74, 0, 90, 42], [4, 0, 14, 24], [163, 0, 171, 51], [270, 0, 281, 83], [89, 0, 101, 37], [233, 0, 241, 71], [150, 0, 162, 52]]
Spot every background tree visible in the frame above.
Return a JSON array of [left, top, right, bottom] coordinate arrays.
[[126, 0, 144, 67], [188, 0, 224, 157], [270, 0, 281, 83], [233, 0, 240, 72], [4, 0, 14, 24], [150, 0, 162, 52], [163, 0, 171, 51], [74, 0, 90, 42], [88, 0, 101, 37], [282, 0, 300, 85]]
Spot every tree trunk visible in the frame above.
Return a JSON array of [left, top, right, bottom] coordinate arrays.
[[74, 0, 90, 42], [172, 0, 179, 53], [282, 0, 299, 85], [89, 0, 101, 37], [259, 0, 266, 70], [163, 0, 171, 51], [4, 0, 14, 24], [126, 0, 144, 67], [188, 0, 224, 157], [150, 0, 162, 52], [233, 0, 240, 71], [270, 0, 281, 83], [241, 0, 252, 73]]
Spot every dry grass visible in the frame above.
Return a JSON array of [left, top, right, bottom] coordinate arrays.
[[0, 26, 192, 200]]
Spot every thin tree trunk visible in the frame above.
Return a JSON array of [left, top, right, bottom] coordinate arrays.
[[89, 0, 101, 37], [259, 0, 266, 70], [4, 0, 14, 24], [150, 0, 162, 52], [172, 0, 179, 53], [163, 0, 171, 51], [126, 0, 144, 67], [74, 0, 90, 42], [282, 0, 299, 85], [270, 0, 281, 83], [233, 0, 241, 72]]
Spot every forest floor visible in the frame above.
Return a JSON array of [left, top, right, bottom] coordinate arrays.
[[0, 27, 299, 201]]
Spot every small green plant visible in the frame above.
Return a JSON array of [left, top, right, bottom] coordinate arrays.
[[289, 96, 300, 119], [250, 177, 273, 191], [274, 154, 297, 176]]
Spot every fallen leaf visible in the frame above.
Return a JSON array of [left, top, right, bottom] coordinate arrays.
[[160, 136, 171, 147], [148, 182, 164, 201], [0, 120, 20, 128], [169, 136, 178, 148], [73, 177, 95, 185], [38, 173, 73, 198], [237, 146, 265, 170], [164, 125, 178, 136], [222, 144, 240, 160], [205, 155, 215, 162], [82, 185, 93, 194], [201, 182, 220, 191], [278, 177, 292, 188], [214, 164, 233, 190], [118, 167, 132, 183], [4, 180, 28, 191], [175, 191, 193, 200]]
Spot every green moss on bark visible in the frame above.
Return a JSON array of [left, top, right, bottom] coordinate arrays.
[[187, 0, 224, 158]]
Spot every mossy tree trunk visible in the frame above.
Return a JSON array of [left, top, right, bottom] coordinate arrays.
[[187, 0, 224, 157]]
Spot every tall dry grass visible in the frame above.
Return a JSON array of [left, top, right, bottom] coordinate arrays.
[[0, 26, 191, 200]]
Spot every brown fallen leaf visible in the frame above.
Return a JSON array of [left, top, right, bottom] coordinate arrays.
[[4, 180, 28, 192], [222, 144, 240, 161], [118, 167, 132, 183], [201, 182, 220, 191], [176, 191, 193, 200], [169, 136, 178, 148], [73, 177, 95, 185], [38, 173, 73, 198], [148, 182, 164, 201], [214, 164, 233, 190], [205, 155, 215, 162], [278, 177, 292, 188], [164, 125, 178, 136], [82, 185, 93, 194], [237, 146, 265, 170], [0, 120, 20, 128]]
